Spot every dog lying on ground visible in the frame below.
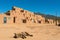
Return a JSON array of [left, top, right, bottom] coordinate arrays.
[[13, 32, 33, 39]]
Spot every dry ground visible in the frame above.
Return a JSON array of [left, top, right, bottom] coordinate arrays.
[[0, 24, 60, 40]]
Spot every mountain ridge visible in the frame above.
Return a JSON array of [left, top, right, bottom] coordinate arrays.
[[34, 12, 60, 21]]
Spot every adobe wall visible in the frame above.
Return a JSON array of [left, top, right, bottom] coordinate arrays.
[[8, 6, 45, 24], [0, 6, 57, 25], [0, 14, 13, 24]]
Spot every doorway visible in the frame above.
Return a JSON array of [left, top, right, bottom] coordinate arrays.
[[13, 17, 15, 23]]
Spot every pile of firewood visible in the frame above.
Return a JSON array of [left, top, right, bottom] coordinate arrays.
[[13, 32, 33, 39]]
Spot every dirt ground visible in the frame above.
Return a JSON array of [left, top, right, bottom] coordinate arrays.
[[0, 24, 60, 40]]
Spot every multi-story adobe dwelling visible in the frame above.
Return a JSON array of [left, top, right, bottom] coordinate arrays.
[[0, 6, 57, 24]]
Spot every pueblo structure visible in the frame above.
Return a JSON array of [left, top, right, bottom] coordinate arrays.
[[0, 6, 58, 24]]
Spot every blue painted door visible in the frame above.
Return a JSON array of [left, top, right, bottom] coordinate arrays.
[[4, 17, 7, 23]]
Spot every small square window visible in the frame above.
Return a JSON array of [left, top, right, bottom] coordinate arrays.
[[20, 10, 24, 12], [22, 19, 26, 23], [38, 21, 41, 23]]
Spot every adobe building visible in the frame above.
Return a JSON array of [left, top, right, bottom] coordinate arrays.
[[0, 6, 57, 24]]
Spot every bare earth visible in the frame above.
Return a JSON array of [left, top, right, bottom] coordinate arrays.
[[0, 24, 60, 40]]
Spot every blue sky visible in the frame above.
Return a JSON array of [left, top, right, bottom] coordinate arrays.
[[0, 0, 60, 17]]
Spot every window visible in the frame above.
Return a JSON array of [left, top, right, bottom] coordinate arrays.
[[20, 10, 24, 12], [37, 20, 41, 23], [45, 19, 49, 23], [22, 19, 26, 23], [23, 14, 25, 16], [13, 8, 15, 10], [5, 11, 10, 16], [26, 17, 28, 19], [4, 17, 7, 23], [12, 7, 15, 10], [5, 12, 10, 15]]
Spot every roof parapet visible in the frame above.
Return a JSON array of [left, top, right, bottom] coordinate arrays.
[[12, 6, 23, 10]]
